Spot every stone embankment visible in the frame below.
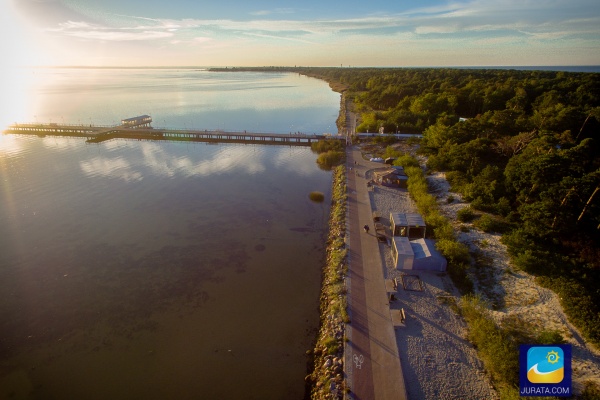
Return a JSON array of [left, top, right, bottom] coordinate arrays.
[[307, 165, 348, 399]]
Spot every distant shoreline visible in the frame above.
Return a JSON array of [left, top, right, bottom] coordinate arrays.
[[26, 65, 599, 74], [208, 65, 600, 73]]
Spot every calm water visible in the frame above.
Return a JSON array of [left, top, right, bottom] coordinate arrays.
[[0, 69, 340, 399], [2, 68, 340, 133]]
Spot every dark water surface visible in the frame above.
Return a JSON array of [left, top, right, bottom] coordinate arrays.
[[0, 70, 338, 399]]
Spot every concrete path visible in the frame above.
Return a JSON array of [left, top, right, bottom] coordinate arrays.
[[345, 147, 408, 400]]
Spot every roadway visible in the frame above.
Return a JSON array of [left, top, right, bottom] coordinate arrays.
[[345, 147, 408, 400]]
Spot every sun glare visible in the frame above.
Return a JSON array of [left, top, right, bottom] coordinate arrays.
[[0, 2, 53, 130], [0, 133, 23, 155], [0, 67, 35, 131]]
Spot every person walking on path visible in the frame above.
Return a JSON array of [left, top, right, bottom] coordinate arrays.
[[363, 224, 370, 233]]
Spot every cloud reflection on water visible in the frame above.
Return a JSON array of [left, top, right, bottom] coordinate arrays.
[[80, 156, 143, 182], [35, 136, 322, 182], [138, 142, 267, 177], [78, 142, 270, 181]]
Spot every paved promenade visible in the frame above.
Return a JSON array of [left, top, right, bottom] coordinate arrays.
[[345, 147, 408, 400]]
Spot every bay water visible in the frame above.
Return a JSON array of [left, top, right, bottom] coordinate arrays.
[[0, 69, 340, 399]]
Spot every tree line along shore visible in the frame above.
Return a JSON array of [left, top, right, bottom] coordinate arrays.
[[213, 66, 600, 398]]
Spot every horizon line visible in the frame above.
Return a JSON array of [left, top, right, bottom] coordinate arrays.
[[17, 64, 600, 70]]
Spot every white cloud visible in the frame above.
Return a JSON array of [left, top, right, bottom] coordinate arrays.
[[249, 8, 296, 16], [35, 0, 600, 65], [47, 0, 600, 45], [241, 32, 316, 44], [51, 20, 173, 41], [415, 25, 460, 34]]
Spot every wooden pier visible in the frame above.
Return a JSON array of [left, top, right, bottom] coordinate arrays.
[[4, 121, 343, 147]]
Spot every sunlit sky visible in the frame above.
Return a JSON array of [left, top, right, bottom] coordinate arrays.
[[2, 0, 600, 67]]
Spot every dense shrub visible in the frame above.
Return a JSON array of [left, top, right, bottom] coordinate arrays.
[[424, 212, 455, 241], [471, 196, 512, 216], [316, 151, 345, 170], [473, 214, 512, 233], [382, 146, 401, 159], [457, 207, 476, 222], [311, 139, 344, 153], [435, 239, 473, 292], [535, 330, 566, 345], [436, 239, 471, 265], [445, 170, 469, 192], [393, 155, 420, 169]]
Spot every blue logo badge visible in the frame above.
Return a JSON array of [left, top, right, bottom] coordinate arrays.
[[520, 344, 571, 397]]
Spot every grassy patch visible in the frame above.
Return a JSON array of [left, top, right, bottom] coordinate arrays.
[[460, 295, 521, 398]]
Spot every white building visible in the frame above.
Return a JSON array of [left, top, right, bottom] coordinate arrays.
[[391, 237, 447, 272]]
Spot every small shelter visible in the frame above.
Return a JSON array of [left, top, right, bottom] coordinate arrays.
[[121, 115, 152, 128], [391, 237, 447, 272], [391, 237, 414, 270], [390, 212, 426, 239], [373, 167, 408, 188]]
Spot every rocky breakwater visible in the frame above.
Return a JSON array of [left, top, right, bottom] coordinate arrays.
[[306, 165, 348, 399]]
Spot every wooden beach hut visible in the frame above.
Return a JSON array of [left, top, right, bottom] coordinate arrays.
[[372, 167, 408, 188]]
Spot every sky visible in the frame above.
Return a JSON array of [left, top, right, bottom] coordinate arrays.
[[2, 0, 600, 67]]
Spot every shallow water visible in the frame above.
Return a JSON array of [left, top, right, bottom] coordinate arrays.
[[0, 69, 338, 399]]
